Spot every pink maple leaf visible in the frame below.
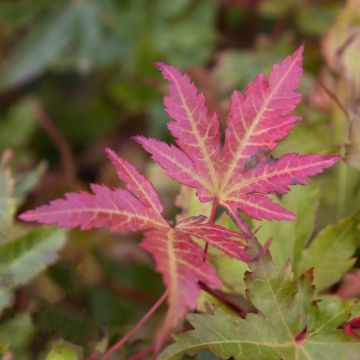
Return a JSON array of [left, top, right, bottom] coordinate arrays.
[[135, 45, 340, 234], [19, 148, 245, 346]]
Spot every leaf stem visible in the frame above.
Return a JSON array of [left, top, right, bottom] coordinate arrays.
[[30, 99, 78, 190], [203, 197, 219, 261], [128, 343, 155, 360], [102, 290, 168, 360]]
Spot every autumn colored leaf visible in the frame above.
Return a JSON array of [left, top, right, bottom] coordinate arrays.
[[19, 148, 246, 345], [136, 46, 339, 233], [176, 216, 249, 261]]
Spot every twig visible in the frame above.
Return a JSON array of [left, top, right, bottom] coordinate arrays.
[[30, 99, 78, 189], [102, 290, 168, 360], [128, 343, 155, 360], [317, 79, 349, 121]]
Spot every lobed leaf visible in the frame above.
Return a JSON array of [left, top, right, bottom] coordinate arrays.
[[159, 254, 360, 360], [138, 46, 339, 230], [19, 149, 245, 343]]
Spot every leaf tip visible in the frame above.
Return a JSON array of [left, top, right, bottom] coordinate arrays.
[[18, 210, 32, 222], [104, 146, 117, 161], [154, 61, 167, 71], [296, 43, 305, 55]]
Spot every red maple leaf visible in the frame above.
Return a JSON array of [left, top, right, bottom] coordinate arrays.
[[135, 45, 340, 234], [19, 148, 245, 345]]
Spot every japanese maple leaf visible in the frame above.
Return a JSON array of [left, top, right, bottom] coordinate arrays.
[[19, 148, 246, 345], [135, 45, 340, 234]]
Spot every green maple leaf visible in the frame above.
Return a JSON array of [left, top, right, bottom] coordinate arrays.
[[159, 253, 360, 360]]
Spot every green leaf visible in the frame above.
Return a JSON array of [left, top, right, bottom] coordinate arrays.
[[0, 3, 77, 88], [0, 227, 67, 287], [15, 161, 47, 207], [257, 185, 319, 275], [307, 296, 352, 336], [159, 254, 360, 360], [45, 341, 83, 360], [212, 255, 248, 294], [0, 99, 38, 154], [0, 154, 16, 226], [298, 212, 360, 292]]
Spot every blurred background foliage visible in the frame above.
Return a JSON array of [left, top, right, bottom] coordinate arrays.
[[1, 0, 360, 359]]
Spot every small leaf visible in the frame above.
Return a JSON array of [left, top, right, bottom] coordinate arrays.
[[0, 227, 67, 287]]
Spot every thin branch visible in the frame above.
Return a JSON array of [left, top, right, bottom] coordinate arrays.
[[30, 99, 78, 189], [317, 79, 349, 121], [128, 343, 155, 360], [102, 290, 168, 360]]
